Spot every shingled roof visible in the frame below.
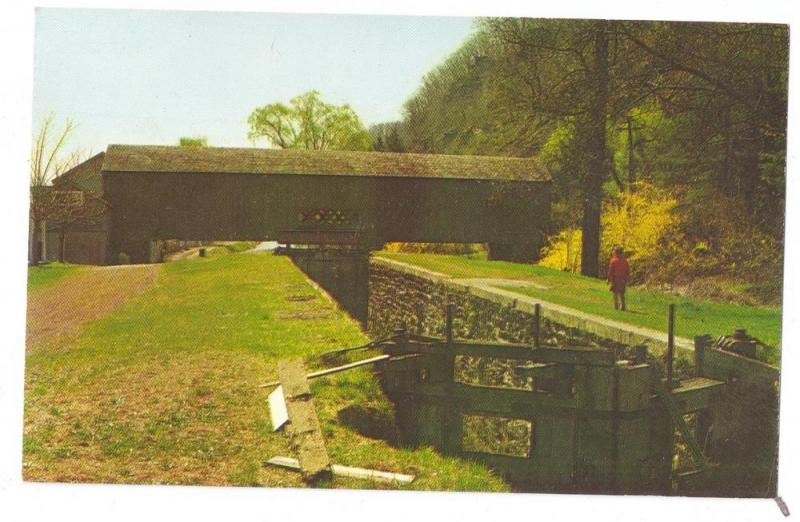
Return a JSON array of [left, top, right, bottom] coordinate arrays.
[[102, 145, 550, 182]]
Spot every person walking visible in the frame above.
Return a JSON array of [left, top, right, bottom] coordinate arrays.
[[607, 246, 629, 311]]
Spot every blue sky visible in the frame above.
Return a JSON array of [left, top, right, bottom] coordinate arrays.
[[33, 8, 475, 153]]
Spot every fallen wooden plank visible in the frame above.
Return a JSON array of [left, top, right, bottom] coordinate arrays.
[[266, 456, 415, 485], [259, 354, 391, 389], [268, 385, 289, 432], [277, 359, 331, 482], [280, 358, 312, 399]]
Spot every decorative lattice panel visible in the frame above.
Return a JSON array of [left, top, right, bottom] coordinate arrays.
[[298, 208, 357, 226]]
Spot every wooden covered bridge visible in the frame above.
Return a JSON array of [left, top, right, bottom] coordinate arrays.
[[44, 145, 551, 266]]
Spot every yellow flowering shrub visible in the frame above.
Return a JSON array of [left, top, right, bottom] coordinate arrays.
[[539, 228, 582, 272], [540, 183, 682, 279]]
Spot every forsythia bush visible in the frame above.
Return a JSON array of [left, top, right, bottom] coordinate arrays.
[[538, 228, 583, 274], [540, 183, 682, 282], [383, 242, 484, 255]]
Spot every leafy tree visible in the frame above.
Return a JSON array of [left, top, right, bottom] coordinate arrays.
[[369, 122, 406, 152], [479, 18, 659, 276], [247, 90, 372, 151], [395, 19, 788, 288], [617, 21, 789, 239], [178, 136, 209, 147]]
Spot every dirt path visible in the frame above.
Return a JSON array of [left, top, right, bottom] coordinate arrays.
[[26, 264, 162, 352], [166, 247, 203, 261]]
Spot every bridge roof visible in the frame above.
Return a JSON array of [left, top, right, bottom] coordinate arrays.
[[102, 145, 550, 182]]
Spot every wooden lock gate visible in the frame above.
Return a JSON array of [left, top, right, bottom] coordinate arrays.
[[374, 329, 726, 495]]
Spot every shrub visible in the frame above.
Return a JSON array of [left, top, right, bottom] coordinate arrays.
[[383, 242, 484, 255], [538, 182, 784, 303], [117, 252, 131, 265], [539, 229, 582, 273], [540, 182, 682, 281]]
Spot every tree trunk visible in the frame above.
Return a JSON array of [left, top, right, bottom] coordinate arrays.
[[39, 219, 48, 262], [627, 114, 636, 190], [58, 228, 67, 263], [580, 20, 609, 278], [29, 217, 38, 265]]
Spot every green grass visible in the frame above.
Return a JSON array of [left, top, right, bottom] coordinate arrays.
[[27, 263, 84, 291], [377, 252, 782, 365], [23, 248, 508, 491], [219, 241, 259, 253]]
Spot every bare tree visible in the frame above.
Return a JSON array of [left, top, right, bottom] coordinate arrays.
[[29, 114, 84, 263]]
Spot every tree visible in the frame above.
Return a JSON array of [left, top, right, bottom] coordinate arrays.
[[397, 19, 787, 281], [30, 114, 81, 188], [369, 122, 406, 152], [478, 18, 667, 276], [615, 21, 789, 239], [178, 136, 209, 147], [35, 189, 107, 263], [29, 114, 84, 263], [247, 90, 372, 151]]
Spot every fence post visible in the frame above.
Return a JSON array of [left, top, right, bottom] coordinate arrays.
[[442, 302, 460, 455], [634, 344, 648, 364], [693, 334, 711, 456], [694, 335, 707, 377], [667, 304, 676, 388], [445, 302, 454, 345], [533, 303, 541, 348]]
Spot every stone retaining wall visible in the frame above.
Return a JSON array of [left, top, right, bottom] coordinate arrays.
[[368, 257, 634, 352]]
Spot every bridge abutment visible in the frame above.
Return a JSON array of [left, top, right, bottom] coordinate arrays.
[[288, 248, 370, 324]]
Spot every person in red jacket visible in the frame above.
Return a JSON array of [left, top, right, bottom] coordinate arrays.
[[607, 246, 630, 311]]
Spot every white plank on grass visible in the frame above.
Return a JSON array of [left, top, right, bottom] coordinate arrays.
[[268, 385, 289, 431], [266, 456, 415, 484]]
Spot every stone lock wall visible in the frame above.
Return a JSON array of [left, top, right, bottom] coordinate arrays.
[[368, 257, 630, 350]]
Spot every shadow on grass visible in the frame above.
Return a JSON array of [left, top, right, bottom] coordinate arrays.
[[336, 404, 400, 443]]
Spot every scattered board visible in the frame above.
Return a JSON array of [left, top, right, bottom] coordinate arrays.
[[266, 456, 415, 485], [277, 358, 331, 482], [268, 385, 289, 431], [259, 354, 391, 389]]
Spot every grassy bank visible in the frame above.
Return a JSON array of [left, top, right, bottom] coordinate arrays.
[[23, 249, 507, 491], [377, 252, 782, 365], [27, 263, 84, 291]]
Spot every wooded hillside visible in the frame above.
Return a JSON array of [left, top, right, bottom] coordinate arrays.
[[371, 19, 788, 304]]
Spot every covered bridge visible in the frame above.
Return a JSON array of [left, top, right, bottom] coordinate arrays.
[[46, 144, 552, 265]]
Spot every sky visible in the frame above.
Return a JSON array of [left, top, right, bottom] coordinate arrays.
[[32, 8, 475, 153]]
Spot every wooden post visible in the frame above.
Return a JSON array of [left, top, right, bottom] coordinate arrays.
[[442, 303, 459, 454], [667, 304, 675, 388], [694, 336, 706, 377], [445, 303, 454, 345], [693, 335, 711, 456], [533, 303, 541, 348], [634, 344, 648, 365]]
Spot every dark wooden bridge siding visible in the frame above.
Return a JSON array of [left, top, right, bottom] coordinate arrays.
[[103, 171, 549, 263]]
